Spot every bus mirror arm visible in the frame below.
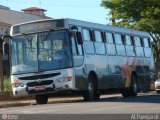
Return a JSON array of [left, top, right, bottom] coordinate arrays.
[[76, 32, 83, 44], [1, 35, 11, 55]]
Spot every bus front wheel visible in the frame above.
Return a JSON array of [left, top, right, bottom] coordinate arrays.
[[156, 90, 160, 94], [83, 77, 100, 101], [35, 94, 48, 104]]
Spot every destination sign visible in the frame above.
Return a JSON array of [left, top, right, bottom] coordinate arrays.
[[11, 19, 65, 35]]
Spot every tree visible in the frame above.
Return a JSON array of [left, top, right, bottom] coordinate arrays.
[[101, 0, 160, 77], [0, 38, 4, 91]]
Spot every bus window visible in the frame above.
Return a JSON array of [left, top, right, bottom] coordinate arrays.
[[125, 35, 132, 45], [94, 30, 105, 55], [143, 38, 151, 57], [105, 32, 116, 55], [83, 29, 95, 54], [114, 33, 126, 56], [18, 42, 23, 64], [134, 36, 144, 57], [134, 36, 141, 47], [71, 32, 84, 66], [143, 38, 150, 48], [82, 29, 91, 41], [94, 30, 103, 42], [105, 32, 113, 43], [125, 35, 135, 56], [114, 33, 123, 45]]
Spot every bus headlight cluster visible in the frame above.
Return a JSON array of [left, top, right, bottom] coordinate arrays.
[[12, 83, 24, 88]]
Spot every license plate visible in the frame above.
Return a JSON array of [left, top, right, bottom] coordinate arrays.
[[35, 85, 45, 91]]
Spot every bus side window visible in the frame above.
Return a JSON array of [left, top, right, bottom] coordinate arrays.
[[143, 38, 150, 48], [125, 35, 132, 45], [71, 32, 83, 56], [114, 33, 126, 56], [143, 37, 151, 57], [94, 30, 105, 55], [82, 29, 95, 54], [134, 36, 144, 57], [125, 35, 135, 56], [105, 32, 116, 55]]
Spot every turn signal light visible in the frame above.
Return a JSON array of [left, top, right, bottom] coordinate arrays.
[[67, 76, 72, 81]]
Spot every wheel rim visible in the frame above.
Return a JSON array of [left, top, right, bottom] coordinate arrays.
[[88, 82, 94, 93], [88, 82, 94, 99]]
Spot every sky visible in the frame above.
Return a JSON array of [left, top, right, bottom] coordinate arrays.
[[1, 0, 110, 24]]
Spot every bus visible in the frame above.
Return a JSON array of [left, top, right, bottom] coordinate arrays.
[[2, 18, 155, 104]]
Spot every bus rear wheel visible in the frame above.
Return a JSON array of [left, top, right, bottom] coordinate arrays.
[[35, 94, 48, 104], [121, 74, 138, 97], [130, 75, 138, 97], [83, 77, 100, 101]]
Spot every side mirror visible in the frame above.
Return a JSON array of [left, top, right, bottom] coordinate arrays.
[[1, 35, 11, 55], [76, 32, 83, 44]]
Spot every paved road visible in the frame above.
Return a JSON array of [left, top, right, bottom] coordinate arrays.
[[0, 92, 160, 120], [0, 92, 159, 114]]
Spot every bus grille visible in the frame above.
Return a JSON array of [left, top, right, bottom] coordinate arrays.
[[18, 73, 61, 80], [27, 80, 53, 87]]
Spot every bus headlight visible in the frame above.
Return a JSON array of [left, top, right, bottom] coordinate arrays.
[[55, 76, 73, 83], [12, 83, 24, 88]]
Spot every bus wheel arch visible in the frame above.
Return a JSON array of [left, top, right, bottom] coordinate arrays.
[[83, 71, 100, 101]]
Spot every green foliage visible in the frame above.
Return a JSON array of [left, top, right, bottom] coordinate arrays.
[[0, 76, 12, 92], [4, 76, 12, 91], [101, 0, 160, 76]]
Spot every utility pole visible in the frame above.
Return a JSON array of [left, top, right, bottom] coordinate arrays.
[[0, 38, 4, 92]]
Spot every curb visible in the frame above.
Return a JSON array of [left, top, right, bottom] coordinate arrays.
[[0, 102, 33, 108]]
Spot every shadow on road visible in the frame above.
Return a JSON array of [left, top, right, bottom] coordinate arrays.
[[47, 92, 160, 105], [97, 93, 160, 104]]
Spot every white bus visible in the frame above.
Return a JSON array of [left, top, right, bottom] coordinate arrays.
[[2, 18, 155, 104]]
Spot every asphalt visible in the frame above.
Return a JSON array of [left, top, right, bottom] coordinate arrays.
[[0, 91, 157, 108]]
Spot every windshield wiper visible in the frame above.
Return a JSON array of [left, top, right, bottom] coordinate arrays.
[[42, 29, 55, 41]]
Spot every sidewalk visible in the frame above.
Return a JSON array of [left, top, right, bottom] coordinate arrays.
[[0, 92, 83, 108]]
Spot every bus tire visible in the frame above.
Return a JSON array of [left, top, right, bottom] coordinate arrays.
[[121, 74, 138, 97], [83, 77, 100, 101], [156, 90, 160, 94], [121, 89, 130, 97], [35, 94, 48, 104], [130, 74, 138, 97]]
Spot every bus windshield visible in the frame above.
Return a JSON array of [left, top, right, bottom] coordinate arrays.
[[11, 30, 72, 74]]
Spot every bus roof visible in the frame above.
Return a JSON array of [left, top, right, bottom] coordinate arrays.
[[10, 18, 150, 37], [65, 18, 149, 37]]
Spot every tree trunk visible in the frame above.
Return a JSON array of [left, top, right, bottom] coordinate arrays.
[[0, 52, 4, 92]]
